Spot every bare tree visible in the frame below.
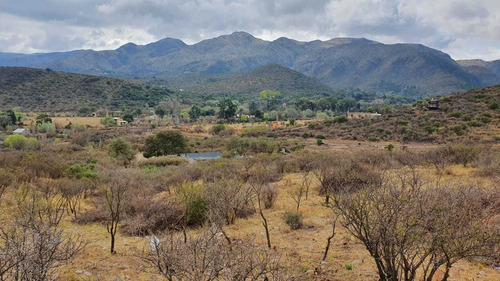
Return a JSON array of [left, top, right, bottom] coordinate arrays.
[[322, 216, 338, 262], [0, 183, 85, 281], [101, 170, 136, 254], [248, 165, 281, 249], [144, 227, 299, 281], [330, 171, 499, 281]]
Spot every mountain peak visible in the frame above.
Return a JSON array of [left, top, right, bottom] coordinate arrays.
[[116, 42, 139, 52]]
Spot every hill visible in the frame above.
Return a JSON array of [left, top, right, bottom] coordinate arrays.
[[160, 64, 334, 97], [267, 85, 500, 143], [0, 67, 174, 112], [1, 32, 498, 95]]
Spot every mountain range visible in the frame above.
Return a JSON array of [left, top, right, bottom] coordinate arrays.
[[1, 31, 499, 95]]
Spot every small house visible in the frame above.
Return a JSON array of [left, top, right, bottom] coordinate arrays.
[[13, 128, 29, 135], [427, 100, 440, 110], [113, 117, 128, 126]]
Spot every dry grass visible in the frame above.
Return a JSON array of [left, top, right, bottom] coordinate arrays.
[[52, 117, 103, 128]]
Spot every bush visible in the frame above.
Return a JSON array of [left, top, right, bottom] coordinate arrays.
[[333, 115, 348, 123], [36, 122, 56, 133], [138, 156, 187, 167], [317, 139, 324, 146], [5, 135, 27, 150], [488, 103, 499, 110], [284, 211, 303, 230], [261, 185, 278, 209], [121, 197, 185, 236], [209, 124, 227, 135], [108, 137, 135, 165], [100, 116, 115, 127], [72, 123, 87, 132], [143, 130, 188, 158]]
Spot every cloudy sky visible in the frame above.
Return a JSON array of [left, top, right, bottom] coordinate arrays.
[[0, 0, 499, 60]]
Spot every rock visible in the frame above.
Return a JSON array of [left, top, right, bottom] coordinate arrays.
[[83, 271, 92, 276], [352, 259, 362, 265], [478, 270, 486, 275], [75, 270, 83, 274]]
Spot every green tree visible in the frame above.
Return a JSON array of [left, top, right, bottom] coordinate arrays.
[[109, 137, 135, 166], [189, 105, 202, 121], [217, 99, 237, 122], [122, 113, 134, 123], [260, 90, 281, 111], [143, 130, 188, 158], [155, 108, 166, 118]]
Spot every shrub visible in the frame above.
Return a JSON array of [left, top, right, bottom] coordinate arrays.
[[488, 103, 499, 110], [108, 137, 135, 165], [5, 135, 28, 150], [317, 139, 324, 146], [70, 134, 89, 147], [209, 124, 227, 135], [479, 116, 491, 124], [333, 115, 348, 123], [100, 116, 115, 127], [72, 123, 87, 132], [121, 197, 185, 236], [284, 211, 303, 230], [138, 156, 187, 167], [345, 264, 354, 270], [36, 122, 56, 133], [448, 111, 461, 118], [65, 160, 98, 179], [261, 185, 278, 209]]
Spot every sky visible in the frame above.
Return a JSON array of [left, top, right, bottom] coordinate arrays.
[[0, 0, 499, 60]]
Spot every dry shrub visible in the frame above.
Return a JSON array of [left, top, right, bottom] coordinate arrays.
[[261, 184, 278, 209], [121, 197, 184, 236], [138, 156, 188, 168], [475, 148, 500, 177], [73, 209, 109, 225]]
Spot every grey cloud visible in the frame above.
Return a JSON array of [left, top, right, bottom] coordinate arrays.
[[0, 0, 499, 60]]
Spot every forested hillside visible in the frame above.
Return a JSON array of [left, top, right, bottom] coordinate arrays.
[[0, 67, 174, 112]]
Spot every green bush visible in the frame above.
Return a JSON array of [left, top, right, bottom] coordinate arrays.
[[317, 138, 323, 146], [448, 111, 461, 118], [209, 124, 227, 135], [36, 122, 55, 133], [72, 123, 87, 132], [5, 135, 37, 150], [333, 115, 348, 123], [479, 116, 491, 124], [100, 116, 115, 127], [488, 103, 499, 110], [345, 264, 354, 270], [109, 137, 135, 165], [284, 211, 303, 230], [143, 130, 188, 158], [65, 160, 98, 179]]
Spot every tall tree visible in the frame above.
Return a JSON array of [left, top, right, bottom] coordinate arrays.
[[217, 99, 237, 122]]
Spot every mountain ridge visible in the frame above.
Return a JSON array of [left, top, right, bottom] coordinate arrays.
[[0, 31, 499, 95]]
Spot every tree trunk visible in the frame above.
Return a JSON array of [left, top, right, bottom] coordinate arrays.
[[322, 220, 337, 261]]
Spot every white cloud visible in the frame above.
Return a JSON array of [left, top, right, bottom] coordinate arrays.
[[0, 0, 499, 60]]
